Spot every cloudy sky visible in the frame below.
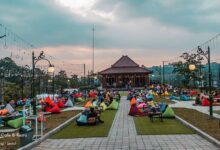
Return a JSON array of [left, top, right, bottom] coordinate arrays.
[[0, 0, 220, 73]]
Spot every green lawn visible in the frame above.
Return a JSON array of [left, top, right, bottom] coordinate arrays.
[[214, 110, 220, 115], [134, 117, 194, 135], [51, 110, 117, 139]]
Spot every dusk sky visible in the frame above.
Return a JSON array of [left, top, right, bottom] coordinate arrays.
[[1, 0, 220, 73]]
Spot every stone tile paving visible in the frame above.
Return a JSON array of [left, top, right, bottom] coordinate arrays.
[[170, 100, 220, 119], [33, 97, 219, 150]]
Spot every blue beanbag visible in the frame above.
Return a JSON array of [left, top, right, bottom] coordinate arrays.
[[159, 102, 166, 113], [181, 95, 189, 101], [147, 94, 154, 100], [77, 114, 87, 123]]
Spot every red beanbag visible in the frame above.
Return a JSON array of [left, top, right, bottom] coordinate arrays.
[[45, 96, 53, 106], [49, 104, 61, 113], [57, 100, 65, 108], [44, 106, 51, 112], [202, 99, 210, 106], [190, 90, 197, 96]]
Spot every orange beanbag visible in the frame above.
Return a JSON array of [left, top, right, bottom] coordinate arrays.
[[130, 97, 136, 105], [0, 109, 9, 115], [84, 101, 92, 108]]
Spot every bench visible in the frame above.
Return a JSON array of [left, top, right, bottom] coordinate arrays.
[[148, 111, 163, 122]]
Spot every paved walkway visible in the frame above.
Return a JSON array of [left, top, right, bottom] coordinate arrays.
[[33, 97, 219, 150], [170, 100, 220, 119]]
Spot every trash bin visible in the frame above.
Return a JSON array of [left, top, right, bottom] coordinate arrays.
[[20, 125, 33, 147]]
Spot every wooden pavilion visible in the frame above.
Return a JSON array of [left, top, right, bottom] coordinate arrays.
[[99, 55, 152, 88]]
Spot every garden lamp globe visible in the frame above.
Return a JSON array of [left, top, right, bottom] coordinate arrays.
[[189, 64, 196, 71], [48, 65, 55, 73]]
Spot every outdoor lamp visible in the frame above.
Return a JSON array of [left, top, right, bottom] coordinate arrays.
[[189, 64, 196, 71], [48, 65, 55, 73]]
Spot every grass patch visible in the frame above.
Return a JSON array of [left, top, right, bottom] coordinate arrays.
[[44, 110, 81, 134], [214, 110, 220, 115], [134, 117, 194, 135], [51, 110, 117, 139], [174, 108, 220, 141], [153, 95, 175, 104], [119, 91, 128, 96]]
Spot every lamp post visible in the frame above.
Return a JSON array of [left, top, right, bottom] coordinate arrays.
[[189, 46, 213, 117], [32, 51, 54, 115]]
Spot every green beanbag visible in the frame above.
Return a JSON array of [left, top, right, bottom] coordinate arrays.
[[108, 100, 119, 110], [7, 117, 24, 128], [162, 106, 175, 118], [75, 97, 84, 102]]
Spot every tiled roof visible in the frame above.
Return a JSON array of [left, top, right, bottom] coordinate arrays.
[[99, 55, 151, 74]]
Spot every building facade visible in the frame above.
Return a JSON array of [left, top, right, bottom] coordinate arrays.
[[99, 55, 151, 88]]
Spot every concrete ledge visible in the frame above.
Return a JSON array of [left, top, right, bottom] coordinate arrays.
[[176, 115, 220, 148], [18, 113, 81, 150]]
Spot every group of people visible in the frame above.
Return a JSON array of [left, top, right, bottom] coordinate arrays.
[[76, 90, 121, 126]]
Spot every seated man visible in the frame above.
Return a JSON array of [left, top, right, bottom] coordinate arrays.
[[87, 107, 104, 124]]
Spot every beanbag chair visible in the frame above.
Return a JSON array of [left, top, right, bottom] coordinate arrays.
[[190, 90, 197, 96], [128, 105, 147, 116], [5, 104, 15, 114], [84, 101, 92, 108], [77, 114, 87, 123], [202, 99, 210, 106], [159, 103, 166, 113], [137, 103, 146, 109], [108, 100, 119, 110], [169, 95, 177, 100], [75, 97, 84, 102], [147, 94, 154, 100], [0, 109, 8, 116], [162, 106, 175, 118], [148, 101, 155, 107], [100, 102, 107, 111], [49, 104, 61, 113], [163, 91, 169, 96], [130, 97, 136, 105], [7, 117, 24, 128], [45, 96, 53, 106], [136, 98, 143, 105], [152, 91, 158, 96], [64, 99, 74, 107], [181, 95, 189, 101], [89, 92, 96, 98], [57, 100, 65, 108], [92, 101, 98, 107], [44, 106, 51, 112]]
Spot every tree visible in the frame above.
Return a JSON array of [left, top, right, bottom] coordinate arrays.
[[172, 52, 202, 88]]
